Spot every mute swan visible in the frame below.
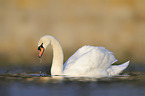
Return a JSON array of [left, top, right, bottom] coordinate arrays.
[[38, 35, 129, 77]]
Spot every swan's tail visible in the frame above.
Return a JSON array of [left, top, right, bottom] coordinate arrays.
[[107, 61, 130, 76]]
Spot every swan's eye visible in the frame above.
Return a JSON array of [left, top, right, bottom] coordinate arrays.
[[38, 43, 44, 58], [38, 43, 44, 50]]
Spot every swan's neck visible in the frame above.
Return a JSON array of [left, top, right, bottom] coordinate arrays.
[[50, 37, 63, 76]]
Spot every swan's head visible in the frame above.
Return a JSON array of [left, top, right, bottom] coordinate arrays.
[[38, 35, 51, 58]]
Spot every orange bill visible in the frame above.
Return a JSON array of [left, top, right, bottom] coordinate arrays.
[[38, 47, 44, 58]]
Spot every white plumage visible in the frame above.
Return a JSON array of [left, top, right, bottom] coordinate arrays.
[[63, 45, 129, 77], [38, 35, 129, 77]]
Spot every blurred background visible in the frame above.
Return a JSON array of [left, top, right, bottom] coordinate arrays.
[[0, 0, 145, 67]]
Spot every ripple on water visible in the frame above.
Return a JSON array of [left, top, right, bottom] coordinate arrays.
[[0, 72, 144, 82]]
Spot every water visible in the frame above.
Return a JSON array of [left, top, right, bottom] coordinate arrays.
[[0, 65, 145, 96], [39, 58, 42, 74], [39, 58, 42, 64]]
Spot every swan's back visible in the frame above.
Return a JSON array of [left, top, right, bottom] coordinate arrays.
[[63, 45, 119, 77]]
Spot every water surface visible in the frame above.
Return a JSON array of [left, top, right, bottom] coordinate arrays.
[[0, 65, 145, 96]]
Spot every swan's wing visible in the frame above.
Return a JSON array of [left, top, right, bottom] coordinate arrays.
[[107, 61, 130, 76], [63, 45, 118, 76], [64, 45, 93, 65]]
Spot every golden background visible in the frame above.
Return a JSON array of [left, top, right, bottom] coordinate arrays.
[[0, 0, 145, 66]]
